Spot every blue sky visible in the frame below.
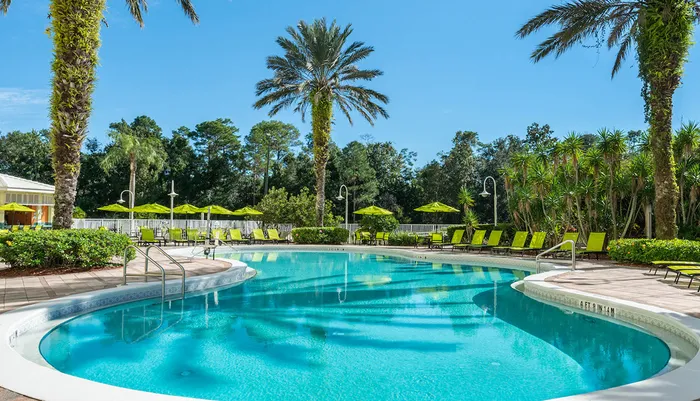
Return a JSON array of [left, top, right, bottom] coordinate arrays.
[[2, 0, 699, 165]]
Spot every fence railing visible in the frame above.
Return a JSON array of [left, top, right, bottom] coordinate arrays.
[[72, 219, 453, 237]]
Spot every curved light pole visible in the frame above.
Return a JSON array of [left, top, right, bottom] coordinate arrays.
[[336, 185, 349, 230], [117, 189, 134, 235], [479, 176, 497, 226]]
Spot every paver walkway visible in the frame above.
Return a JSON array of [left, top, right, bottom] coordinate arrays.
[[548, 263, 700, 318], [0, 249, 232, 313]]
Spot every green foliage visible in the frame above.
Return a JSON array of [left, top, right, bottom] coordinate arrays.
[[359, 215, 399, 234], [255, 187, 343, 227], [608, 239, 700, 264], [388, 231, 417, 246], [0, 229, 132, 269], [291, 227, 350, 244], [72, 206, 87, 219], [0, 130, 53, 184]]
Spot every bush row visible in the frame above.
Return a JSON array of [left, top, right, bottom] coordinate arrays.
[[291, 227, 350, 245], [608, 239, 700, 264], [0, 229, 132, 269]]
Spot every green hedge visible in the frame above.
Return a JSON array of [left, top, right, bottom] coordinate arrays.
[[388, 231, 417, 246], [292, 227, 350, 244], [608, 239, 700, 264], [0, 229, 133, 269]]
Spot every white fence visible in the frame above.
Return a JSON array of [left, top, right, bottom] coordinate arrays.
[[72, 218, 283, 236], [344, 224, 453, 234], [72, 219, 453, 237]]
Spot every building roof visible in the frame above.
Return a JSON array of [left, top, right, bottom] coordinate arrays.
[[0, 173, 55, 194]]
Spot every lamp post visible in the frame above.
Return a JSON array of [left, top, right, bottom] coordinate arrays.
[[336, 185, 349, 230], [479, 176, 497, 226], [117, 189, 134, 235], [168, 180, 178, 229]]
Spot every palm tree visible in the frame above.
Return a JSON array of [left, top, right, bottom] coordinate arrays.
[[516, 0, 700, 239], [598, 129, 627, 239], [100, 129, 167, 216], [253, 18, 389, 225], [1, 0, 198, 228]]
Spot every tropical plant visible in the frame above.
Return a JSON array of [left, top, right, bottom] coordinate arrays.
[[100, 128, 167, 212], [517, 0, 700, 239], [253, 18, 389, 225], [0, 0, 198, 228]]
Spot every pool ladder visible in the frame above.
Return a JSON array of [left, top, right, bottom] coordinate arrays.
[[122, 245, 186, 301], [535, 240, 576, 274]]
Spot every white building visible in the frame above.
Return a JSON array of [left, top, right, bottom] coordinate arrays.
[[0, 173, 55, 226]]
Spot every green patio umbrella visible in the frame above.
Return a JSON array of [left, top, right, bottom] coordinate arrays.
[[0, 202, 36, 226], [354, 206, 393, 216], [173, 204, 203, 214], [131, 203, 171, 214], [97, 203, 132, 213], [414, 202, 459, 232], [414, 202, 460, 213], [230, 206, 264, 216], [199, 205, 235, 215], [0, 202, 35, 212]]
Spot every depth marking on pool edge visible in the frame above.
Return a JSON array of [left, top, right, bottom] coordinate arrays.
[[579, 300, 616, 317]]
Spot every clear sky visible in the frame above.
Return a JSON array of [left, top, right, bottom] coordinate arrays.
[[2, 0, 699, 165]]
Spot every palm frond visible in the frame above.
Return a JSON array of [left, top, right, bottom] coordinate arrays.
[[124, 0, 198, 27], [254, 18, 388, 125], [517, 0, 641, 76], [1, 0, 11, 14]]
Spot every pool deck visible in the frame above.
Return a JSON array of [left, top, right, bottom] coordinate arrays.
[[2, 245, 700, 401]]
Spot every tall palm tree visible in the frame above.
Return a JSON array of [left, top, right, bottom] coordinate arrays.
[[1, 0, 198, 228], [100, 129, 167, 216], [517, 0, 700, 239], [253, 18, 389, 225], [598, 129, 627, 239]]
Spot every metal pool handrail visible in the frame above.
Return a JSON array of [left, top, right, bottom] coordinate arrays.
[[535, 240, 576, 274], [145, 245, 186, 298], [122, 245, 185, 301]]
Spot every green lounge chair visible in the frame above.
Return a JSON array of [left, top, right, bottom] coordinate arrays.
[[34, 225, 42, 231], [98, 226, 108, 231], [429, 232, 445, 249], [268, 228, 289, 244], [666, 267, 700, 288], [383, 232, 390, 245], [552, 232, 580, 257], [650, 260, 700, 276], [577, 232, 607, 259], [187, 228, 204, 245], [22, 225, 30, 231], [465, 230, 503, 253], [211, 228, 224, 243], [374, 232, 385, 245], [0, 229, 8, 235], [139, 228, 162, 246], [252, 228, 272, 244], [452, 229, 477, 251], [11, 225, 18, 232], [168, 228, 189, 246], [492, 231, 528, 254], [228, 229, 249, 244], [510, 232, 547, 255]]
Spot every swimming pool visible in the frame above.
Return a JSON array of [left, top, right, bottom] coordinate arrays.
[[40, 251, 670, 401]]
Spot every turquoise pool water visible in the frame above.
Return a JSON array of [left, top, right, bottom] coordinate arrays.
[[40, 252, 670, 401]]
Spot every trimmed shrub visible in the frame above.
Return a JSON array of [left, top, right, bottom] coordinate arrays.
[[608, 239, 700, 264], [292, 227, 350, 245], [360, 215, 399, 234], [388, 231, 417, 246], [0, 229, 133, 269]]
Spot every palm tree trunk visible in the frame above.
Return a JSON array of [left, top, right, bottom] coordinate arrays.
[[608, 169, 617, 239], [50, 0, 105, 229], [311, 95, 333, 226], [621, 194, 638, 238], [649, 80, 680, 239]]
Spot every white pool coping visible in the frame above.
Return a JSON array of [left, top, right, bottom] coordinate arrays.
[[0, 245, 697, 401]]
